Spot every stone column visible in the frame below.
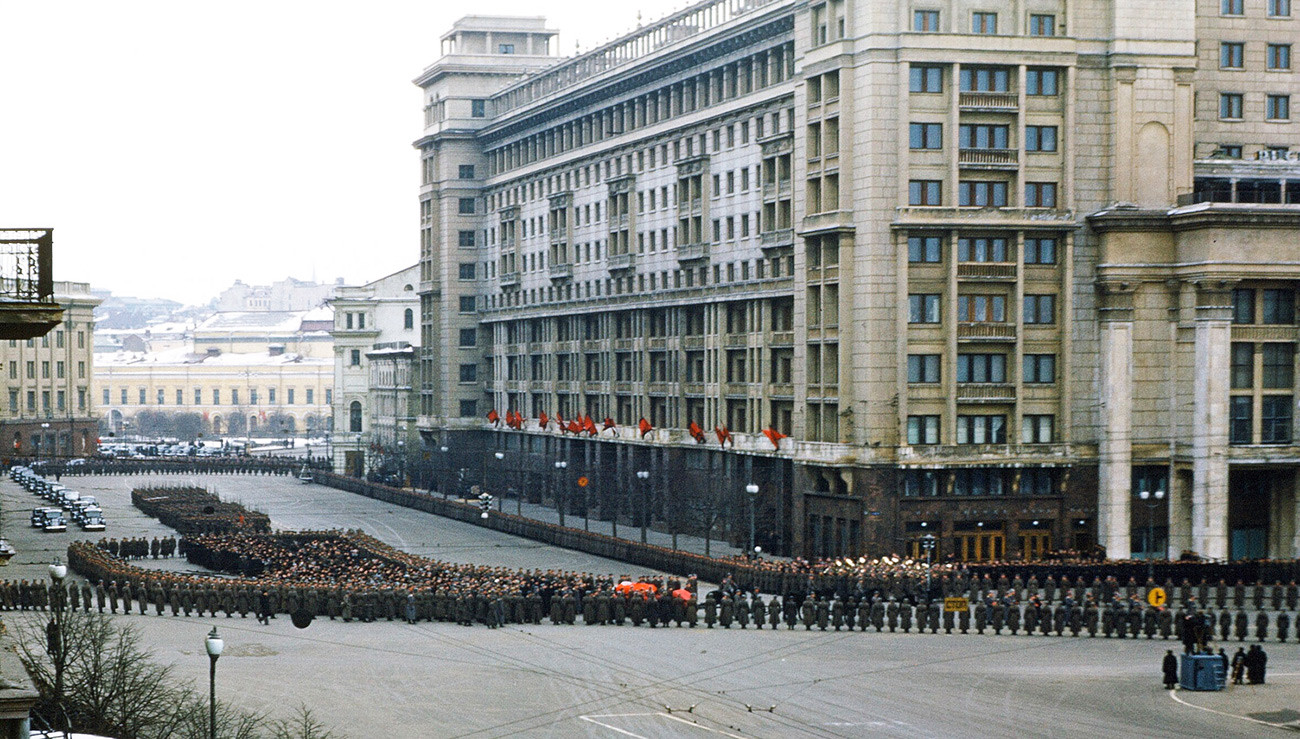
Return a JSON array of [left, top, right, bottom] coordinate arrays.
[[1098, 283, 1135, 559], [1191, 282, 1232, 560]]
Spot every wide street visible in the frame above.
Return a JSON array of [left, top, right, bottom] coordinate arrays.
[[1, 472, 1296, 738]]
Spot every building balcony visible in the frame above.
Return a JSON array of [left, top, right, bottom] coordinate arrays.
[[0, 229, 61, 340], [682, 335, 705, 349], [957, 322, 1017, 342], [958, 148, 1019, 169], [614, 381, 636, 394], [957, 262, 1017, 280], [608, 253, 636, 271], [677, 243, 709, 262], [722, 382, 751, 397], [499, 271, 520, 287], [769, 331, 795, 346], [555, 381, 577, 393], [897, 442, 1075, 465], [760, 228, 794, 250], [581, 339, 603, 352], [648, 381, 672, 395], [768, 382, 794, 398], [762, 180, 793, 200], [548, 263, 573, 280], [613, 338, 635, 351], [684, 382, 705, 396], [956, 383, 1016, 403], [724, 334, 748, 348], [648, 336, 667, 350], [958, 92, 1018, 111]]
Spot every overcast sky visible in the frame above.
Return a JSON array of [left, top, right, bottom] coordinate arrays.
[[0, 1, 664, 304]]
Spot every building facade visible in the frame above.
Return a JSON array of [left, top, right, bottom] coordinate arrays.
[[0, 281, 100, 458], [414, 1, 1300, 561], [330, 265, 420, 476]]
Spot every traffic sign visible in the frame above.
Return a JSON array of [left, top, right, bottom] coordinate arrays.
[[944, 597, 969, 613], [1147, 587, 1167, 607], [577, 476, 589, 487]]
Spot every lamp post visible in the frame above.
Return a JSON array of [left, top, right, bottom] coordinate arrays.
[[554, 460, 568, 527], [494, 451, 505, 511], [745, 483, 759, 558], [47, 559, 67, 732], [397, 439, 406, 488], [205, 627, 223, 739], [920, 533, 937, 594], [40, 421, 50, 464], [1138, 487, 1166, 580], [440, 445, 449, 498], [635, 470, 649, 544]]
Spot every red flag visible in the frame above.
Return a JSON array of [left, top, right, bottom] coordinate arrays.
[[510, 411, 523, 429], [583, 415, 598, 436], [688, 422, 706, 443], [602, 417, 616, 432], [487, 409, 500, 426], [715, 425, 732, 446], [555, 413, 565, 433], [763, 427, 787, 450], [567, 419, 583, 434], [638, 417, 653, 439], [539, 412, 549, 430]]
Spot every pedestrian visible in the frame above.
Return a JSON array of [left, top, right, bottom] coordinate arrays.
[[1163, 650, 1178, 689], [1230, 647, 1246, 685]]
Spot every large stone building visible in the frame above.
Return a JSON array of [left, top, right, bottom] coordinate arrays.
[[330, 265, 421, 477], [0, 280, 100, 458], [215, 277, 341, 313], [413, 1, 1300, 561]]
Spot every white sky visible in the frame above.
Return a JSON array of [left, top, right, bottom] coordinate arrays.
[[0, 1, 669, 304]]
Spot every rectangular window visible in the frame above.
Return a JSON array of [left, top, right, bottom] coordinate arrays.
[[1220, 93, 1244, 120], [910, 65, 944, 93], [957, 237, 1007, 262], [1269, 0, 1291, 16], [908, 354, 941, 383], [960, 67, 1009, 92], [1024, 237, 1057, 264], [212, 389, 220, 405], [195, 388, 202, 404], [901, 470, 940, 497], [1266, 95, 1291, 120], [459, 328, 477, 347], [102, 388, 109, 406], [1221, 42, 1245, 69], [471, 99, 486, 118], [138, 388, 146, 405], [907, 415, 941, 444], [350, 349, 361, 366], [909, 122, 943, 149], [909, 294, 941, 323], [287, 389, 295, 404], [1230, 395, 1253, 444], [957, 414, 1006, 444], [1268, 44, 1292, 70], [458, 263, 476, 280], [268, 388, 276, 404], [1233, 288, 1256, 324], [959, 180, 1008, 207], [1024, 354, 1057, 384], [1026, 68, 1059, 95], [459, 399, 478, 417], [1024, 294, 1056, 324], [458, 164, 476, 179], [1029, 14, 1055, 36], [1219, 145, 1244, 158], [458, 364, 477, 383], [459, 295, 477, 313], [957, 353, 1007, 383], [909, 180, 942, 205], [1223, 0, 1244, 14], [309, 388, 317, 404], [1025, 181, 1058, 207], [914, 9, 940, 31], [1263, 343, 1295, 388], [458, 230, 476, 247], [1232, 342, 1255, 389], [953, 468, 1007, 496], [1262, 395, 1293, 443], [1262, 289, 1295, 324], [972, 11, 997, 34], [958, 294, 1007, 322], [959, 124, 1009, 149], [458, 198, 476, 214], [157, 389, 165, 405], [1022, 414, 1055, 443], [1025, 125, 1058, 152], [908, 235, 942, 262]]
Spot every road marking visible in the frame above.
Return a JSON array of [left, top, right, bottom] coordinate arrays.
[[579, 713, 750, 738], [1167, 689, 1293, 731], [659, 712, 749, 738], [579, 714, 654, 738]]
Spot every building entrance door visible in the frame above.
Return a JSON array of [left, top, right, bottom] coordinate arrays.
[[956, 532, 1004, 562], [1019, 532, 1051, 560]]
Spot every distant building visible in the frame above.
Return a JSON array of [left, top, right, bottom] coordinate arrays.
[[330, 266, 420, 476], [215, 277, 341, 312], [193, 309, 333, 359], [0, 281, 100, 457]]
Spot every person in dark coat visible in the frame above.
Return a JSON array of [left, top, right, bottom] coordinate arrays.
[[1246, 644, 1267, 684], [1230, 647, 1246, 685], [1163, 650, 1179, 689]]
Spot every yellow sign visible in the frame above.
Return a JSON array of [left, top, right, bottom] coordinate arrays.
[[577, 476, 589, 488], [1147, 587, 1167, 607], [944, 597, 969, 613]]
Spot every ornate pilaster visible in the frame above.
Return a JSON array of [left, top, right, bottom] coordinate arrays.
[[1097, 281, 1135, 559]]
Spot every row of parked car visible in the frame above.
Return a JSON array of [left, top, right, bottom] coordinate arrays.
[[11, 466, 107, 532]]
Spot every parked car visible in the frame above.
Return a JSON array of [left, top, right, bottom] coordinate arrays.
[[79, 509, 106, 532], [31, 507, 57, 528], [41, 510, 67, 532]]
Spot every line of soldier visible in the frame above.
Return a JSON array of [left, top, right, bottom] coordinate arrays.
[[46, 456, 327, 477], [96, 536, 179, 560]]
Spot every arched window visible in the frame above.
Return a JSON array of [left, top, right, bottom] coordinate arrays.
[[349, 401, 363, 432], [404, 308, 414, 330]]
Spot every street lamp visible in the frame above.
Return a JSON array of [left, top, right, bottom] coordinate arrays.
[[47, 559, 68, 732], [635, 470, 649, 544], [920, 534, 937, 595], [495, 452, 505, 512], [745, 483, 759, 558], [40, 421, 50, 464], [439, 445, 449, 498], [397, 439, 406, 488], [205, 627, 224, 739], [1138, 486, 1166, 580], [554, 461, 568, 527]]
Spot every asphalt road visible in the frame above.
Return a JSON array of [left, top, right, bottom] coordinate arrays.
[[0, 472, 1294, 738]]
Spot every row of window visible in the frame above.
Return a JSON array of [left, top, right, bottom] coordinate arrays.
[[5, 388, 84, 415], [908, 180, 1058, 207], [901, 468, 1058, 498], [1219, 93, 1291, 121], [910, 65, 1062, 95], [1220, 0, 1291, 17], [908, 293, 1057, 324], [4, 360, 85, 380], [1219, 42, 1291, 70], [910, 123, 1059, 152], [909, 235, 1058, 264], [1233, 288, 1296, 325], [1231, 342, 1295, 389], [910, 9, 1058, 37], [906, 413, 1057, 445], [908, 353, 1057, 384], [5, 332, 86, 350], [102, 387, 331, 406], [1229, 394, 1293, 445]]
